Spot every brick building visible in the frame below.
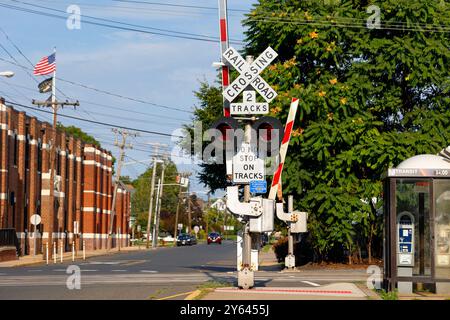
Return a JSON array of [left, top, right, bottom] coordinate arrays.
[[0, 98, 131, 260]]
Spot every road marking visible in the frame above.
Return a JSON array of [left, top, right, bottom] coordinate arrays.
[[87, 261, 121, 265], [0, 273, 6, 276], [155, 291, 195, 300], [112, 270, 127, 272], [122, 260, 146, 266], [140, 270, 158, 273], [301, 281, 321, 287], [53, 269, 98, 272]]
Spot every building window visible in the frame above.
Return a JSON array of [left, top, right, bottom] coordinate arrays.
[[13, 133, 18, 166], [25, 135, 31, 170], [37, 140, 42, 173], [56, 150, 61, 176], [72, 156, 77, 182], [65, 152, 69, 181]]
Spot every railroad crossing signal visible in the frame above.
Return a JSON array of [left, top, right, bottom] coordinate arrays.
[[232, 142, 265, 183], [222, 46, 278, 104], [230, 90, 269, 115]]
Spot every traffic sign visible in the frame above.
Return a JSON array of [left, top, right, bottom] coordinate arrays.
[[232, 142, 265, 183], [193, 226, 200, 234], [30, 214, 41, 226], [222, 46, 278, 103], [230, 90, 269, 115], [250, 180, 267, 194]]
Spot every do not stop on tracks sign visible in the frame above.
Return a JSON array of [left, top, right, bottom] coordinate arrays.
[[232, 142, 265, 183]]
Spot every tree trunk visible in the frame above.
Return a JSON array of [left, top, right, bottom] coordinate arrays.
[[367, 238, 372, 264], [358, 244, 362, 264], [347, 243, 353, 265]]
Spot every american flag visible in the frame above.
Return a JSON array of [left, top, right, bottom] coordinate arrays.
[[33, 53, 56, 75]]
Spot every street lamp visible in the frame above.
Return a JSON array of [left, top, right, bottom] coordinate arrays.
[[0, 71, 14, 78], [212, 61, 225, 69]]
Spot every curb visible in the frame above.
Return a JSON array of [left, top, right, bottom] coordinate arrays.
[[184, 290, 203, 300], [0, 246, 144, 268]]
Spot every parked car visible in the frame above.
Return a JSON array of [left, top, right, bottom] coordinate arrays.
[[189, 234, 197, 245], [176, 233, 191, 246], [207, 232, 222, 245]]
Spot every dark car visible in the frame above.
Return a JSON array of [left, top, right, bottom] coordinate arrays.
[[189, 234, 197, 245], [176, 233, 192, 246], [207, 232, 222, 245]]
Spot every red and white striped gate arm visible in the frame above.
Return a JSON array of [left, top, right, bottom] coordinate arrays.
[[268, 98, 299, 200], [218, 0, 230, 117]]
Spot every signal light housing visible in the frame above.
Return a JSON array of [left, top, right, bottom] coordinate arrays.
[[252, 116, 283, 157]]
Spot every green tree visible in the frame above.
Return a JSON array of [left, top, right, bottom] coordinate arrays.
[[57, 124, 101, 147], [131, 162, 180, 234]]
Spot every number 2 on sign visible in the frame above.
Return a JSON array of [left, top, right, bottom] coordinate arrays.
[[244, 90, 256, 103]]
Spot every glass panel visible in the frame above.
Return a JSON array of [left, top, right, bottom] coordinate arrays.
[[396, 179, 432, 276], [434, 180, 450, 280]]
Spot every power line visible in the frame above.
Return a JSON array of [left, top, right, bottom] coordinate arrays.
[[113, 1, 450, 33], [0, 80, 190, 123], [1, 1, 244, 44], [245, 13, 450, 33], [57, 77, 193, 114], [0, 24, 76, 103], [112, 0, 248, 13], [13, 0, 245, 42], [0, 56, 195, 114], [3, 100, 184, 138], [33, 0, 244, 19]]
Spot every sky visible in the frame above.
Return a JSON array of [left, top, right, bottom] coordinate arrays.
[[0, 0, 257, 198]]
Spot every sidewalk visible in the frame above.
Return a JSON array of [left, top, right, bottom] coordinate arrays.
[[200, 283, 370, 300], [259, 249, 282, 270], [0, 245, 148, 268]]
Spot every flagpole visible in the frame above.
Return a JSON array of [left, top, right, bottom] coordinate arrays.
[[52, 47, 56, 106], [50, 46, 57, 257], [33, 48, 78, 260]]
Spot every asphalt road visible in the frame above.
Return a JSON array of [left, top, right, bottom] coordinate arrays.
[[0, 241, 369, 300]]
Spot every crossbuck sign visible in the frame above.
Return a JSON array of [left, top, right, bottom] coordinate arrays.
[[222, 46, 278, 104]]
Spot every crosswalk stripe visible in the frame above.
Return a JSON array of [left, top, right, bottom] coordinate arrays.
[[301, 280, 321, 287]]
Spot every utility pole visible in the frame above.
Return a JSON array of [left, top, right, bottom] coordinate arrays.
[[152, 160, 166, 248], [32, 60, 79, 259], [145, 144, 159, 249], [151, 178, 161, 247], [145, 143, 167, 248], [206, 191, 211, 236], [108, 128, 137, 249], [187, 183, 192, 235], [173, 172, 185, 244]]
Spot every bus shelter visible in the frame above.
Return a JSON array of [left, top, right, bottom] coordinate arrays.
[[384, 154, 450, 294]]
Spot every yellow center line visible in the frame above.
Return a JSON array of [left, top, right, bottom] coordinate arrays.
[[153, 291, 195, 301]]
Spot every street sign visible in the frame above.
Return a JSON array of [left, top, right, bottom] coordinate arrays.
[[250, 180, 267, 194], [193, 226, 200, 234], [30, 214, 41, 226], [74, 221, 80, 234], [222, 46, 278, 103], [230, 90, 269, 115], [232, 142, 265, 183]]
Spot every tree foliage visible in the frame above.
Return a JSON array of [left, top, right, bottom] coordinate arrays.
[[57, 124, 101, 147]]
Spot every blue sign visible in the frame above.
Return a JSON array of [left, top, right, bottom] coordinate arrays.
[[250, 180, 267, 194]]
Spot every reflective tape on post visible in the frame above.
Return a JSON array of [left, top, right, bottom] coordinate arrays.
[[268, 98, 299, 200]]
